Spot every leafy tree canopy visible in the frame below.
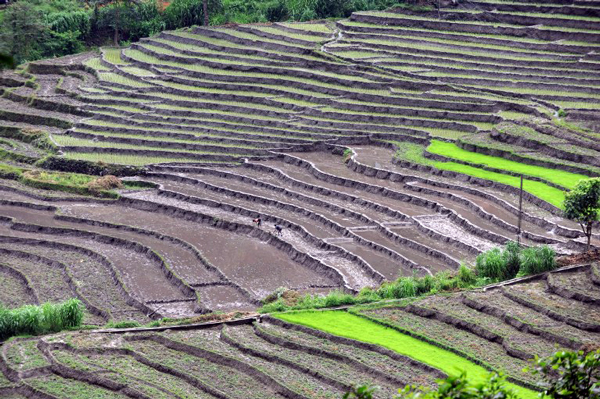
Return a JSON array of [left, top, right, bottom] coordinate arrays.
[[563, 178, 600, 250]]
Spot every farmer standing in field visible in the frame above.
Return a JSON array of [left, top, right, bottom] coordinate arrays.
[[274, 224, 283, 236], [253, 216, 262, 228]]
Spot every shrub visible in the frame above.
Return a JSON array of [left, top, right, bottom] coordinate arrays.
[[397, 371, 517, 398], [415, 275, 434, 295], [59, 298, 85, 328], [265, 0, 289, 21], [163, 0, 223, 29], [343, 384, 379, 399], [476, 243, 556, 281], [392, 277, 416, 298], [502, 241, 521, 280], [457, 263, 477, 286], [526, 348, 600, 399], [343, 148, 353, 163], [519, 245, 556, 275], [0, 299, 84, 340], [475, 247, 506, 281]]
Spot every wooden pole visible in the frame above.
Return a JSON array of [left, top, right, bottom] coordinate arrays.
[[517, 174, 523, 246], [203, 0, 209, 26]]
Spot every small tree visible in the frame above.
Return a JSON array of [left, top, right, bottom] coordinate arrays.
[[563, 178, 600, 251]]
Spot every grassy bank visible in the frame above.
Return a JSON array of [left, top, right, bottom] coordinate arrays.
[[260, 264, 479, 313], [275, 310, 537, 398]]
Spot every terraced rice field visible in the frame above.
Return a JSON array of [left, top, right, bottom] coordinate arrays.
[[1, 0, 600, 397]]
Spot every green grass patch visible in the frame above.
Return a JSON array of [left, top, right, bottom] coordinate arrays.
[[392, 141, 567, 207], [428, 140, 586, 190], [275, 311, 537, 398], [97, 72, 153, 88], [20, 170, 125, 198], [436, 162, 566, 208], [253, 26, 329, 42], [0, 163, 24, 179], [84, 57, 111, 72], [102, 47, 128, 65], [281, 22, 333, 34]]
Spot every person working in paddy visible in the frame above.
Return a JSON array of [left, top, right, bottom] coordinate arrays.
[[253, 216, 262, 228], [274, 224, 283, 236]]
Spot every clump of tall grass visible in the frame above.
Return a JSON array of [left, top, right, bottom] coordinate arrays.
[[476, 248, 506, 281], [476, 242, 556, 282], [520, 246, 556, 275], [0, 299, 84, 341]]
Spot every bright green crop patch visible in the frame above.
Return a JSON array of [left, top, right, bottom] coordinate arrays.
[[436, 162, 566, 207], [428, 140, 586, 190], [275, 311, 537, 399]]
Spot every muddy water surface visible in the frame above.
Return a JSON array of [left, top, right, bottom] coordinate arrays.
[[0, 205, 191, 307], [62, 201, 336, 300]]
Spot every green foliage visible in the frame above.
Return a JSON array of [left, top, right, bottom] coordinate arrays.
[[557, 109, 567, 118], [458, 263, 477, 286], [0, 299, 84, 340], [398, 371, 517, 399], [47, 10, 91, 36], [526, 349, 600, 399], [476, 242, 556, 281], [216, 0, 401, 24], [503, 241, 521, 280], [93, 0, 165, 45], [476, 247, 506, 281], [0, 163, 23, 180], [0, 1, 90, 63], [563, 178, 600, 250], [519, 246, 556, 276], [343, 384, 379, 399], [343, 148, 353, 163], [0, 2, 46, 63], [163, 0, 223, 29]]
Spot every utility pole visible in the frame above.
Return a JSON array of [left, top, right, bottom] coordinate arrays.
[[203, 0, 209, 26], [517, 174, 523, 247]]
